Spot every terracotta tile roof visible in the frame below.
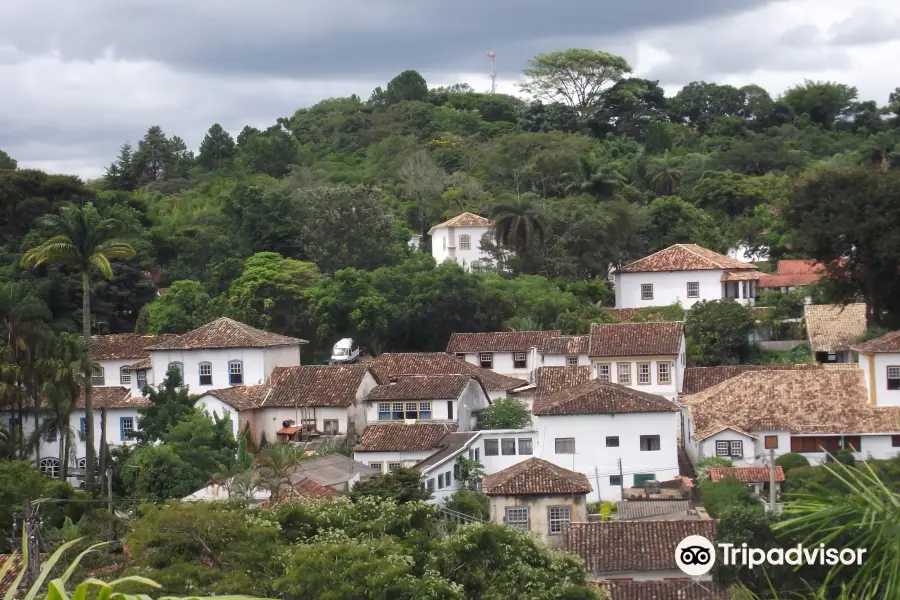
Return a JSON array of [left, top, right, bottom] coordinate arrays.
[[615, 500, 692, 520], [354, 423, 458, 452], [535, 366, 593, 394], [852, 330, 900, 353], [709, 466, 785, 483], [427, 212, 493, 234], [446, 331, 561, 353], [259, 365, 370, 408], [145, 317, 307, 351], [259, 478, 337, 507], [721, 270, 762, 281], [125, 357, 151, 370], [482, 458, 591, 496], [369, 353, 527, 393], [597, 581, 723, 600], [758, 260, 826, 289], [415, 431, 480, 472], [683, 369, 900, 438], [78, 387, 149, 409], [599, 307, 684, 323], [533, 380, 678, 416], [539, 335, 589, 355], [616, 244, 754, 274], [804, 303, 867, 352], [682, 364, 825, 395], [588, 322, 683, 357], [202, 385, 267, 411], [368, 375, 476, 401], [564, 520, 717, 574], [92, 333, 179, 360]]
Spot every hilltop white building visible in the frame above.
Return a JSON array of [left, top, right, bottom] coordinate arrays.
[[428, 212, 494, 271]]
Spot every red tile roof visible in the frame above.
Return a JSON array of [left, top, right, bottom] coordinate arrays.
[[616, 244, 754, 274], [721, 270, 762, 281], [597, 581, 722, 600], [804, 303, 867, 352], [446, 331, 561, 353], [354, 423, 458, 452], [259, 365, 370, 408], [852, 330, 900, 353], [427, 212, 493, 234], [564, 521, 717, 574], [92, 333, 179, 360], [682, 364, 825, 395], [369, 353, 527, 393], [533, 380, 678, 416], [709, 466, 785, 483], [483, 458, 591, 496], [758, 260, 828, 289], [600, 307, 685, 323], [202, 385, 268, 411], [260, 478, 337, 507], [368, 375, 477, 401], [535, 366, 593, 394], [146, 318, 306, 350], [539, 335, 589, 355], [78, 387, 149, 409], [588, 322, 683, 357]]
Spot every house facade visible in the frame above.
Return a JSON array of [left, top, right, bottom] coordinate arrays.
[[447, 331, 561, 379], [353, 423, 460, 474], [853, 330, 900, 407], [364, 375, 490, 431], [613, 244, 761, 309], [804, 303, 867, 363], [90, 333, 179, 391], [428, 212, 494, 271]]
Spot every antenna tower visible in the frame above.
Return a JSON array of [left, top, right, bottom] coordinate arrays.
[[486, 50, 497, 94]]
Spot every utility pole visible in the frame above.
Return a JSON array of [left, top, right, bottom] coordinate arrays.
[[618, 458, 624, 498], [768, 448, 777, 512], [106, 468, 114, 541], [593, 467, 601, 502]]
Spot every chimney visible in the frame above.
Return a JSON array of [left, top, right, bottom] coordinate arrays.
[[388, 376, 399, 385]]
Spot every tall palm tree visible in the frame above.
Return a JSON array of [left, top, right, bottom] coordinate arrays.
[[21, 202, 136, 488], [646, 153, 683, 196], [492, 193, 548, 256]]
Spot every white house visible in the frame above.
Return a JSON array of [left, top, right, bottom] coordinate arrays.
[[854, 330, 900, 407], [683, 369, 900, 466], [709, 466, 785, 500], [365, 374, 490, 431], [613, 243, 761, 309], [447, 331, 561, 380], [539, 335, 590, 367], [90, 332, 179, 392], [368, 352, 528, 402], [588, 322, 686, 401], [532, 379, 681, 502], [354, 422, 460, 474], [428, 212, 494, 271]]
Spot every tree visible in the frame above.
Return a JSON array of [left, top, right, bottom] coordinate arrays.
[[254, 443, 307, 498], [669, 81, 746, 131], [476, 397, 533, 430], [774, 452, 810, 473], [349, 467, 432, 504], [519, 49, 632, 112], [370, 70, 429, 106], [694, 456, 733, 480], [197, 123, 236, 170], [492, 194, 547, 256], [398, 150, 447, 241], [781, 80, 858, 129], [136, 365, 197, 442], [137, 280, 221, 334], [0, 149, 16, 170], [698, 477, 760, 517], [685, 300, 755, 366], [21, 202, 136, 488], [132, 125, 176, 183], [861, 130, 899, 172], [227, 252, 317, 334], [646, 154, 682, 195], [646, 196, 725, 252]]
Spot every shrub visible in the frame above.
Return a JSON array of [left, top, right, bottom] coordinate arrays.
[[699, 478, 760, 518], [695, 456, 733, 479], [775, 452, 810, 472]]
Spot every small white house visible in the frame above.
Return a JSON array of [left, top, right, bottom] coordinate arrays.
[[354, 422, 460, 474], [613, 243, 761, 309], [532, 379, 681, 502], [683, 368, 900, 466], [855, 330, 900, 407], [588, 322, 686, 401], [365, 374, 490, 431], [428, 212, 494, 271], [447, 331, 561, 379]]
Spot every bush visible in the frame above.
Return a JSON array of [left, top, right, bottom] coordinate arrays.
[[775, 452, 810, 472], [827, 449, 856, 467], [685, 299, 755, 365], [443, 490, 489, 520], [699, 478, 761, 518], [695, 456, 733, 479], [475, 397, 532, 430]]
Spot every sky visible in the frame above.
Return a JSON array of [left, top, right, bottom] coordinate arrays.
[[1, 0, 899, 179]]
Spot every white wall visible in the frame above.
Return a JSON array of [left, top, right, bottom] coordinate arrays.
[[263, 345, 303, 377], [536, 412, 680, 502], [364, 379, 489, 431], [354, 450, 434, 473], [541, 354, 590, 368], [457, 351, 535, 379], [150, 347, 270, 393], [195, 395, 239, 439], [431, 226, 492, 270], [94, 359, 139, 388], [477, 430, 539, 472], [615, 270, 728, 309], [589, 355, 681, 401], [859, 353, 900, 407], [252, 406, 350, 445]]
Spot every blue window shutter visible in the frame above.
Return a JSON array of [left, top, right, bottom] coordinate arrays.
[[80, 418, 86, 433]]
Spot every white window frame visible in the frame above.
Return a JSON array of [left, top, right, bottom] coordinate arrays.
[[513, 352, 527, 369], [121, 417, 135, 441], [323, 419, 339, 435], [597, 363, 611, 382], [687, 281, 700, 298], [715, 439, 743, 458], [555, 437, 575, 454], [518, 438, 533, 455], [39, 457, 60, 478], [640, 435, 661, 451], [658, 362, 671, 385], [228, 360, 243, 385], [730, 440, 743, 458], [548, 505, 572, 535], [91, 366, 105, 386], [198, 361, 213, 386], [479, 353, 493, 369], [617, 362, 631, 385], [369, 461, 383, 473], [888, 366, 900, 390], [459, 234, 471, 250], [715, 441, 730, 457], [637, 362, 651, 385], [505, 506, 529, 531], [641, 284, 653, 300], [566, 356, 579, 366], [119, 367, 131, 385], [387, 462, 402, 472]]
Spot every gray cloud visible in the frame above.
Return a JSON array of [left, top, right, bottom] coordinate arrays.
[[828, 6, 900, 46]]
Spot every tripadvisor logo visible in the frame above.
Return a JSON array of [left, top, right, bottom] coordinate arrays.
[[675, 536, 867, 576]]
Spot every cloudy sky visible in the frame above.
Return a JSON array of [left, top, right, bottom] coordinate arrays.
[[1, 0, 898, 179]]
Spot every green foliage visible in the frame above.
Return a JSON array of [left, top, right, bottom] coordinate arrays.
[[774, 452, 810, 473], [695, 456, 734, 479], [349, 467, 432, 504], [135, 365, 197, 442], [749, 344, 814, 365], [136, 280, 221, 334], [442, 490, 489, 521], [519, 49, 632, 110], [476, 397, 532, 430], [781, 81, 858, 129], [685, 300, 755, 366], [699, 477, 761, 518]]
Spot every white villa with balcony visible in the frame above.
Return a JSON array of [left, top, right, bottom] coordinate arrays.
[[428, 212, 494, 271]]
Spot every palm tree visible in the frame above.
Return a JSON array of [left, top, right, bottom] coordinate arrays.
[[646, 153, 683, 196], [21, 202, 136, 488], [862, 131, 898, 173], [492, 193, 548, 256], [254, 443, 306, 500]]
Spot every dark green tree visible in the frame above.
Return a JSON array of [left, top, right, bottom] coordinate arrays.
[[492, 194, 547, 256], [476, 397, 533, 430], [197, 123, 236, 170], [136, 365, 197, 443], [685, 300, 755, 365], [349, 467, 432, 504], [781, 80, 858, 129]]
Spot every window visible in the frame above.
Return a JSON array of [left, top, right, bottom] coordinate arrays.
[[790, 436, 861, 453], [136, 370, 147, 388], [426, 478, 435, 491], [199, 362, 212, 386], [606, 436, 619, 447], [658, 362, 671, 385], [120, 367, 131, 385], [39, 458, 60, 478], [484, 439, 499, 456], [597, 363, 611, 382], [730, 441, 743, 457], [501, 438, 516, 455], [637, 362, 651, 385], [91, 366, 105, 386], [459, 234, 471, 250], [385, 401, 433, 421], [548, 506, 572, 535], [715, 439, 743, 457], [228, 360, 243, 385], [447, 400, 454, 421], [369, 462, 383, 473], [566, 356, 579, 366], [610, 475, 622, 486], [438, 473, 445, 489], [470, 448, 480, 461], [445, 470, 452, 484], [765, 435, 779, 449], [893, 435, 900, 448], [641, 284, 653, 300], [518, 438, 533, 455], [715, 441, 730, 457], [167, 362, 183, 382], [889, 366, 900, 390], [388, 462, 402, 472], [634, 473, 656, 486], [555, 438, 575, 454], [323, 420, 339, 435], [455, 353, 466, 359], [505, 507, 529, 530], [76, 457, 87, 471], [617, 363, 631, 385], [80, 418, 87, 435], [687, 282, 700, 298], [120, 417, 135, 441], [378, 403, 391, 421], [43, 419, 56, 442], [513, 352, 527, 369], [479, 353, 493, 369], [640, 435, 661, 451]]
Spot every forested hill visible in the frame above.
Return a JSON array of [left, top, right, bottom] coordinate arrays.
[[2, 49, 900, 360]]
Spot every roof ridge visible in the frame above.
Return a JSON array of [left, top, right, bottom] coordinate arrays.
[[677, 243, 721, 267]]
